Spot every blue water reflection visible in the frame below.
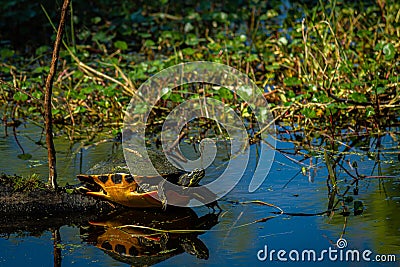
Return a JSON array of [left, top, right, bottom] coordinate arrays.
[[0, 124, 399, 266]]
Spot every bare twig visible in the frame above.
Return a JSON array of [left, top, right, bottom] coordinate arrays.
[[44, 0, 71, 190]]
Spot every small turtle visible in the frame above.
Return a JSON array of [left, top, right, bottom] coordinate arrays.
[[76, 169, 205, 208], [77, 149, 225, 210]]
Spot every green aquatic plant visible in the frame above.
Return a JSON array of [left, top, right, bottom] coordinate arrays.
[[0, 0, 398, 142], [0, 173, 45, 193]]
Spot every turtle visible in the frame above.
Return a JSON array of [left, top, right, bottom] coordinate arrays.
[[76, 170, 205, 208], [75, 148, 206, 208]]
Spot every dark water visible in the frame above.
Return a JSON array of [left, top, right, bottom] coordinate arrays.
[[0, 123, 399, 266]]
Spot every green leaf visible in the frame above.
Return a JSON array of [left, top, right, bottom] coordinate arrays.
[[103, 87, 117, 97], [374, 42, 383, 51], [65, 188, 74, 194], [28, 106, 38, 113], [365, 106, 375, 117], [376, 87, 386, 95], [0, 48, 15, 59], [349, 92, 368, 103], [265, 63, 280, 71], [383, 43, 395, 60], [138, 32, 152, 38], [32, 91, 42, 99], [92, 31, 108, 42], [301, 107, 317, 119], [207, 42, 221, 51], [241, 105, 252, 118], [144, 39, 155, 47], [169, 93, 183, 102], [92, 31, 114, 43], [246, 54, 259, 62], [356, 29, 371, 38], [91, 16, 101, 24], [112, 128, 121, 136], [326, 104, 338, 115], [81, 87, 94, 94], [114, 40, 128, 50], [219, 87, 234, 100], [283, 77, 301, 87], [286, 90, 296, 98], [260, 10, 279, 20], [185, 33, 199, 46], [182, 47, 195, 55], [35, 46, 49, 56], [33, 66, 48, 74], [74, 106, 86, 114], [13, 91, 29, 101]]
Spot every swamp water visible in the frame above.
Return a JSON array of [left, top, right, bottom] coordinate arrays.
[[0, 123, 399, 266]]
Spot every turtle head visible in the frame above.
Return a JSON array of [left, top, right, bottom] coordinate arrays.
[[177, 168, 205, 187]]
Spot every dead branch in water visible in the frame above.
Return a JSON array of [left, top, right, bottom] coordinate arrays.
[[44, 0, 71, 190]]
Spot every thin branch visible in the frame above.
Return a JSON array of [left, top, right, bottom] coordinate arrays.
[[44, 0, 71, 190]]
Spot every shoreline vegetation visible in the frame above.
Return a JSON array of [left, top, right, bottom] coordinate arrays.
[[0, 0, 398, 140]]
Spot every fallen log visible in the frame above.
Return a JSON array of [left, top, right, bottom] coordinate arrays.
[[0, 173, 117, 234]]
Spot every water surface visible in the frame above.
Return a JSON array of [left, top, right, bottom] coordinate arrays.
[[0, 123, 399, 266]]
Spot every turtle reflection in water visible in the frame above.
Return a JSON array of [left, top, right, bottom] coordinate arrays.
[[81, 207, 220, 265], [76, 148, 219, 209]]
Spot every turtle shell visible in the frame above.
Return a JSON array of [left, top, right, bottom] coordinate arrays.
[[85, 148, 184, 178], [76, 148, 206, 208]]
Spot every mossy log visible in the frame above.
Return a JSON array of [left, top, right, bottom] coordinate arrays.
[[0, 174, 117, 234]]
